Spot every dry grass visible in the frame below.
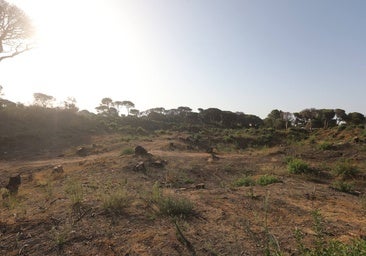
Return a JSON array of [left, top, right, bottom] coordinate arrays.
[[1, 129, 366, 255]]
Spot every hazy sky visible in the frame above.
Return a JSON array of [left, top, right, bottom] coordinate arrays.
[[1, 0, 365, 118]]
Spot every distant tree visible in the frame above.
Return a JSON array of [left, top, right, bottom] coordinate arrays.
[[129, 109, 140, 117], [318, 109, 335, 129], [265, 109, 291, 129], [0, 85, 3, 96], [113, 101, 123, 115], [0, 98, 15, 108], [299, 108, 318, 130], [281, 112, 293, 130], [33, 93, 55, 108], [347, 112, 365, 126], [96, 97, 118, 116], [63, 97, 78, 112], [0, 0, 33, 62], [199, 108, 223, 124], [101, 97, 113, 108], [335, 109, 348, 124], [121, 100, 135, 116]]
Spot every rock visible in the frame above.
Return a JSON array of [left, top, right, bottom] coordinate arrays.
[[134, 146, 148, 156], [77, 146, 87, 156], [133, 161, 146, 172], [195, 183, 205, 189], [52, 165, 64, 174], [150, 160, 167, 168], [6, 174, 21, 195]]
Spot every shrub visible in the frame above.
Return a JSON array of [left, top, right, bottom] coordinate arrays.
[[257, 174, 280, 186], [333, 159, 358, 179], [102, 187, 130, 215], [287, 158, 311, 174], [120, 147, 134, 155], [331, 181, 354, 193], [233, 176, 255, 187], [318, 141, 334, 150], [152, 182, 194, 218]]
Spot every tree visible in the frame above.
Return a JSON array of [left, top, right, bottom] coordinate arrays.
[[347, 112, 365, 126], [0, 0, 33, 62], [63, 97, 78, 112], [335, 109, 347, 124], [121, 100, 135, 116], [96, 97, 118, 117], [129, 109, 140, 117], [318, 109, 335, 129], [113, 101, 123, 115], [33, 93, 55, 108]]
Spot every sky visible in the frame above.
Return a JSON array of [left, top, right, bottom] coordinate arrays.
[[1, 0, 365, 118]]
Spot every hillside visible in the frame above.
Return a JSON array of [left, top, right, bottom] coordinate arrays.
[[1, 127, 366, 255]]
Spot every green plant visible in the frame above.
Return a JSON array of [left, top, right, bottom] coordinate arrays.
[[233, 176, 255, 187], [152, 182, 194, 218], [331, 180, 354, 193], [295, 210, 366, 255], [333, 159, 358, 179], [257, 175, 280, 186], [287, 158, 312, 174], [102, 186, 130, 215], [318, 141, 334, 150], [120, 147, 134, 155]]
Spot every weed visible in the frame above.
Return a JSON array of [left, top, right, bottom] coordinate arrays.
[[333, 159, 358, 179], [65, 178, 84, 206], [120, 147, 134, 155], [331, 180, 354, 193], [257, 175, 281, 186], [152, 182, 194, 218], [294, 210, 366, 255], [287, 158, 312, 174], [233, 176, 255, 187], [318, 141, 334, 150], [101, 185, 130, 215]]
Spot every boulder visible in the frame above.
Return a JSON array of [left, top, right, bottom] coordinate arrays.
[[134, 146, 148, 156]]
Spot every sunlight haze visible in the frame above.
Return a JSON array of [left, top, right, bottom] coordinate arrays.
[[1, 0, 365, 117]]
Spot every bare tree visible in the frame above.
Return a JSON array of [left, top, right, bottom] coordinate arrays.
[[0, 0, 33, 62]]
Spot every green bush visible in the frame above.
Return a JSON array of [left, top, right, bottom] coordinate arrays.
[[318, 141, 334, 150], [333, 159, 358, 179], [233, 176, 255, 187], [120, 147, 134, 155], [287, 158, 311, 174], [331, 181, 353, 193], [257, 174, 280, 186]]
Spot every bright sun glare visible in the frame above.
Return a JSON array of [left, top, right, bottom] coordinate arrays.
[[4, 0, 154, 110]]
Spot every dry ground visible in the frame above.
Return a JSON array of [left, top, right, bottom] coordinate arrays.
[[1, 132, 366, 255]]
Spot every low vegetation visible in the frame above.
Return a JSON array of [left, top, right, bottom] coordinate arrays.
[[0, 90, 366, 255]]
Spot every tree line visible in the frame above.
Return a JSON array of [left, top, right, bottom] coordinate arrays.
[[0, 88, 364, 131]]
